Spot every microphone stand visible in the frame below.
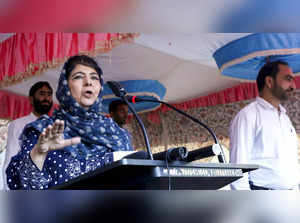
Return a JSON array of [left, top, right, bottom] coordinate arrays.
[[121, 95, 154, 160], [131, 98, 226, 163], [106, 81, 154, 160]]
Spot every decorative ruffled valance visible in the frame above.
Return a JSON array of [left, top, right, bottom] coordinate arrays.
[[0, 33, 137, 87]]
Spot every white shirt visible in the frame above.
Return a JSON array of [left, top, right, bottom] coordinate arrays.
[[230, 97, 299, 190], [2, 113, 38, 190]]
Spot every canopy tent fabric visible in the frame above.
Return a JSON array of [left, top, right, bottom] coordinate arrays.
[[0, 32, 170, 119], [0, 90, 33, 120], [213, 33, 300, 80], [1, 33, 300, 121], [0, 33, 137, 87], [0, 33, 249, 103]]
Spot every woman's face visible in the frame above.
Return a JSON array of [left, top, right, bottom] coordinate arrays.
[[68, 64, 101, 109]]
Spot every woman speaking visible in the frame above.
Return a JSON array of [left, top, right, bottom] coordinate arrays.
[[7, 55, 133, 190]]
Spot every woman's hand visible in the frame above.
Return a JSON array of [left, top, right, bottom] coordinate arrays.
[[36, 119, 81, 153], [30, 119, 80, 170]]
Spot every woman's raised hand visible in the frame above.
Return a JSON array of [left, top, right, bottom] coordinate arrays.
[[36, 119, 81, 153]]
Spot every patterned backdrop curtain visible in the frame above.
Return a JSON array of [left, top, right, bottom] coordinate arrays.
[[127, 89, 300, 162], [2, 88, 300, 161]]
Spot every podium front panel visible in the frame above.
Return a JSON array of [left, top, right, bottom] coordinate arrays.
[[52, 159, 258, 190]]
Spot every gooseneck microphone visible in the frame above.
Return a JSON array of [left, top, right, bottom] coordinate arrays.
[[106, 81, 125, 97], [123, 95, 226, 163], [107, 81, 153, 160], [185, 144, 222, 162], [153, 147, 188, 162]]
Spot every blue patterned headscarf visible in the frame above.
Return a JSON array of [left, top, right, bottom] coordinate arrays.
[[27, 55, 133, 158]]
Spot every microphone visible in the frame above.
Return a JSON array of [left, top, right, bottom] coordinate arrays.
[[122, 94, 226, 163], [185, 144, 221, 162], [107, 81, 126, 97], [153, 147, 188, 162], [107, 81, 154, 160]]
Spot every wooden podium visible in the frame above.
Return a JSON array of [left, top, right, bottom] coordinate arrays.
[[52, 159, 258, 190]]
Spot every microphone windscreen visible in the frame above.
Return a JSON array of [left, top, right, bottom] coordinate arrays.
[[168, 147, 188, 161], [153, 147, 188, 162], [107, 81, 124, 97]]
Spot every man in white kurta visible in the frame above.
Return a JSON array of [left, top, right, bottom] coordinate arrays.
[[2, 81, 53, 189], [230, 61, 299, 190]]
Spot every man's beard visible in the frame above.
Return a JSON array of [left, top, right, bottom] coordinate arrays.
[[271, 82, 290, 101], [33, 98, 53, 115]]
